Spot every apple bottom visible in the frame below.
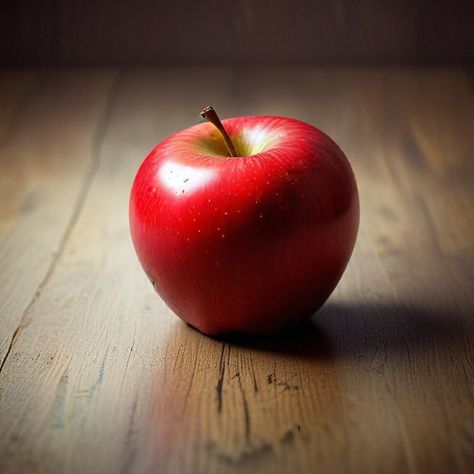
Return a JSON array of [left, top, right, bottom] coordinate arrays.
[[147, 215, 355, 336], [163, 271, 343, 336]]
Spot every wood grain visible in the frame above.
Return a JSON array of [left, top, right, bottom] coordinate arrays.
[[0, 67, 473, 474], [0, 69, 116, 367]]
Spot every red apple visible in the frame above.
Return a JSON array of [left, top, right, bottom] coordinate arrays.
[[129, 107, 359, 335]]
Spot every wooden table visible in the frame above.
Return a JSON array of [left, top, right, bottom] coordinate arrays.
[[0, 67, 473, 474]]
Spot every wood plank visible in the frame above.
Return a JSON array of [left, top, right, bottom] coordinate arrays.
[[0, 69, 117, 365], [0, 67, 473, 474], [387, 69, 474, 257], [0, 67, 237, 474]]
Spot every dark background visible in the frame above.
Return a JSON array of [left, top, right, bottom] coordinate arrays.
[[0, 0, 473, 66]]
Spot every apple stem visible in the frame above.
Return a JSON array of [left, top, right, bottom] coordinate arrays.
[[200, 106, 238, 157]]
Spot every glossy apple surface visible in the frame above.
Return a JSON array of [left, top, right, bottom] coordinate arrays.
[[130, 116, 359, 335]]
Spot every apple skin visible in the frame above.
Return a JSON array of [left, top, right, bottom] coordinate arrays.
[[130, 116, 359, 335]]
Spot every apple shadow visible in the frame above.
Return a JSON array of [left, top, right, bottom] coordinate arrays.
[[215, 301, 470, 361]]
